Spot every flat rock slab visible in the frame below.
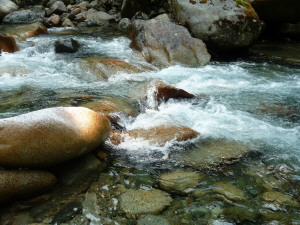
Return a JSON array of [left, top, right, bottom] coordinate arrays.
[[120, 189, 173, 218], [0, 107, 111, 167]]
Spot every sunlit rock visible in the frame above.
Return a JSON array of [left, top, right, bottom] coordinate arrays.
[[0, 0, 19, 21], [0, 107, 111, 167], [0, 170, 57, 204], [159, 171, 203, 195], [109, 125, 199, 147], [128, 19, 210, 68], [120, 188, 173, 218]]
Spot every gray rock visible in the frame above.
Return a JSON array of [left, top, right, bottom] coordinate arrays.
[[87, 18, 99, 27], [3, 10, 44, 24], [0, 0, 19, 21], [48, 1, 67, 15], [128, 19, 210, 68], [86, 11, 115, 25], [172, 140, 250, 170], [118, 18, 131, 32], [154, 13, 172, 22], [47, 13, 61, 27], [54, 38, 80, 53], [169, 0, 263, 51], [62, 18, 74, 27]]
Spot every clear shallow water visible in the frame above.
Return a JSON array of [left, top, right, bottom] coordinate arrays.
[[1, 27, 300, 224]]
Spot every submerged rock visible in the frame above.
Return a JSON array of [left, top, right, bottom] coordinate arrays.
[[120, 188, 173, 218], [0, 107, 111, 167], [137, 215, 171, 225], [159, 171, 202, 195], [110, 125, 199, 146], [0, 0, 19, 21], [173, 140, 250, 169], [80, 97, 138, 123], [0, 22, 47, 40], [0, 33, 18, 54], [262, 191, 300, 208], [128, 19, 210, 68], [212, 182, 247, 202], [80, 57, 149, 80], [54, 38, 80, 53], [169, 0, 263, 51], [3, 10, 44, 24], [0, 170, 57, 204]]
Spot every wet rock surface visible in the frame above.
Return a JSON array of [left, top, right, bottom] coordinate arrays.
[[0, 22, 47, 40], [128, 19, 211, 68], [0, 33, 18, 53], [54, 38, 80, 53]]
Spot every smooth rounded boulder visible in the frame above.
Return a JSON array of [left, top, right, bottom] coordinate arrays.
[[0, 107, 111, 167], [0, 170, 57, 204], [0, 0, 19, 21]]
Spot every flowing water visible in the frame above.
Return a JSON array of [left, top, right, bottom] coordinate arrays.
[[0, 26, 300, 224]]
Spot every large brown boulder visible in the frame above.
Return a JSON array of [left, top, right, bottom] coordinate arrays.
[[0, 33, 18, 54], [128, 19, 210, 68], [0, 22, 47, 41], [169, 0, 263, 51], [0, 107, 111, 167], [0, 0, 19, 21], [0, 170, 57, 204]]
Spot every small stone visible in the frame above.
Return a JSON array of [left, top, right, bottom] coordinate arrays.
[[47, 14, 61, 27], [262, 191, 300, 208], [62, 18, 74, 27], [87, 18, 99, 27], [159, 171, 202, 195], [54, 38, 80, 53], [118, 18, 131, 32], [137, 215, 170, 225], [48, 1, 67, 15], [120, 189, 173, 218], [224, 206, 258, 222]]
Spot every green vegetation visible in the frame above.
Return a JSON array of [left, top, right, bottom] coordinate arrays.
[[234, 0, 251, 8]]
